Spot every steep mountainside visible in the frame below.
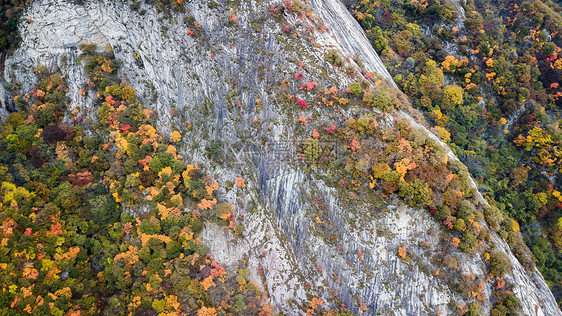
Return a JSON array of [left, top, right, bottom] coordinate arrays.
[[1, 0, 560, 314], [344, 0, 562, 308]]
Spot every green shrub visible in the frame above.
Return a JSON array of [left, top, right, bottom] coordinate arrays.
[[369, 26, 388, 52], [325, 49, 344, 67], [398, 179, 433, 206], [303, 138, 322, 163], [349, 82, 364, 95], [434, 206, 451, 221], [357, 115, 378, 134], [467, 302, 482, 316], [140, 217, 161, 235], [489, 251, 511, 277], [460, 231, 477, 253], [453, 218, 466, 231], [456, 200, 475, 221]]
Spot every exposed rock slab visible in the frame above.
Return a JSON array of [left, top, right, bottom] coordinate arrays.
[[4, 0, 560, 315]]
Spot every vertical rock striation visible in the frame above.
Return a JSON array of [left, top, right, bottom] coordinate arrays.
[[3, 0, 560, 314]]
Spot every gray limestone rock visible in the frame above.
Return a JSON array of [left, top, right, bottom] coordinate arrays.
[[4, 0, 560, 315]]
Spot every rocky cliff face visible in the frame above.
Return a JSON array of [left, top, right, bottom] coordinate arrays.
[[5, 0, 561, 314]]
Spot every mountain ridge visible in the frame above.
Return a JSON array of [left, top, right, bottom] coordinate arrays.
[[1, 0, 560, 314]]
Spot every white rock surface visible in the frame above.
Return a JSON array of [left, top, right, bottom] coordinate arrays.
[[4, 0, 560, 315]]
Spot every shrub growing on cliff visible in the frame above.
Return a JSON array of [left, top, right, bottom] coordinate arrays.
[[357, 115, 378, 134], [489, 251, 511, 277], [467, 302, 483, 316], [303, 138, 322, 163], [456, 200, 475, 221], [398, 179, 433, 206], [325, 49, 344, 67], [348, 82, 363, 96], [434, 205, 451, 221], [491, 293, 521, 316]]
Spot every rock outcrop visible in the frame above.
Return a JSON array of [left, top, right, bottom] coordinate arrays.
[[4, 0, 560, 314]]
